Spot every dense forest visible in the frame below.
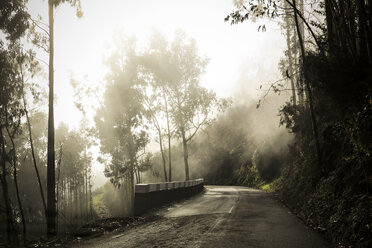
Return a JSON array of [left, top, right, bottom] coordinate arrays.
[[223, 0, 372, 247], [1, 0, 371, 247]]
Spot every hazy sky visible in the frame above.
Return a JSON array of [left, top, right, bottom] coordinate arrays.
[[27, 0, 286, 188]]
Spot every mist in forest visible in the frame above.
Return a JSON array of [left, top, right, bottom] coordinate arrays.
[[1, 0, 288, 242], [3, 0, 370, 246]]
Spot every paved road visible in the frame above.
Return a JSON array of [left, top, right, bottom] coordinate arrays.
[[74, 186, 330, 248]]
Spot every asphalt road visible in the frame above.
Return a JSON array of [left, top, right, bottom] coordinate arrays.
[[73, 186, 330, 248]]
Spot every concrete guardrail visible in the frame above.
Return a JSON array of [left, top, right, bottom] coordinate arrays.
[[134, 178, 204, 215]]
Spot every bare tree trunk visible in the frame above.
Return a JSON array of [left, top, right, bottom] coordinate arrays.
[[293, 26, 304, 104], [181, 127, 190, 181], [356, 0, 369, 63], [325, 0, 335, 54], [74, 179, 78, 225], [88, 175, 93, 218], [164, 91, 172, 181], [69, 181, 72, 219], [285, 0, 323, 52], [56, 144, 62, 231], [299, 0, 304, 47], [85, 168, 88, 221], [22, 93, 47, 218], [158, 129, 168, 182], [292, 0, 323, 172], [0, 129, 18, 246], [347, 0, 357, 57], [127, 129, 135, 216], [285, 2, 297, 105], [6, 126, 26, 243], [47, 0, 57, 238], [134, 166, 139, 184]]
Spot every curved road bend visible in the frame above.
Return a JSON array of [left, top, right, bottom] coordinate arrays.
[[73, 186, 330, 248]]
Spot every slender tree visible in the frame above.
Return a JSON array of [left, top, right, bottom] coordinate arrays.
[[95, 35, 150, 215], [144, 31, 227, 180], [46, 0, 56, 236], [164, 90, 173, 181], [6, 124, 26, 243], [0, 46, 24, 247], [291, 0, 322, 171], [46, 0, 82, 237], [0, 1, 30, 245]]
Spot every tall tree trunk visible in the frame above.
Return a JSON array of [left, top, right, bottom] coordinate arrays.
[[293, 27, 304, 104], [292, 0, 323, 172], [325, 0, 335, 54], [47, 0, 57, 238], [127, 129, 135, 215], [363, 0, 372, 64], [6, 126, 26, 243], [164, 91, 172, 181], [134, 166, 139, 184], [22, 94, 47, 218], [56, 144, 62, 231], [88, 175, 93, 218], [181, 127, 190, 181], [356, 0, 369, 63], [347, 0, 357, 57], [0, 129, 18, 246], [285, 0, 323, 52], [74, 179, 78, 224], [338, 0, 354, 58], [85, 167, 88, 220], [285, 2, 297, 105], [299, 0, 304, 47], [157, 129, 168, 182], [69, 181, 72, 218]]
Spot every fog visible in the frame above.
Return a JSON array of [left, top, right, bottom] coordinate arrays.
[[1, 0, 292, 241], [144, 92, 293, 185], [34, 0, 287, 211], [26, 0, 287, 189], [2, 0, 371, 246]]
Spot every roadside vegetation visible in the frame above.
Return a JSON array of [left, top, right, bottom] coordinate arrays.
[[225, 1, 372, 247], [1, 0, 371, 247]]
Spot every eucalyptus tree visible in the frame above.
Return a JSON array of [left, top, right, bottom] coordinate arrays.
[[145, 31, 228, 181], [55, 124, 93, 228], [0, 1, 30, 245], [140, 33, 176, 182], [6, 43, 43, 244], [226, 0, 323, 171], [45, 0, 82, 237], [142, 89, 169, 182], [0, 44, 40, 246], [0, 45, 23, 247], [95, 36, 150, 215]]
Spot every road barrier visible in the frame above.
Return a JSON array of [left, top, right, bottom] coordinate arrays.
[[134, 178, 204, 215]]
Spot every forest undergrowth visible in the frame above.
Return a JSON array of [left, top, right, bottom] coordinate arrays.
[[270, 55, 372, 247]]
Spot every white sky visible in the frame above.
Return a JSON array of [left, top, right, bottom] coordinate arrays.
[[27, 0, 286, 188]]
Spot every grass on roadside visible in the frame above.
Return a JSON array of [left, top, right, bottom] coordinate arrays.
[[260, 183, 274, 192]]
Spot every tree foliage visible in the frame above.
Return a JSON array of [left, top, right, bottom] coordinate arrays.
[[228, 0, 372, 246]]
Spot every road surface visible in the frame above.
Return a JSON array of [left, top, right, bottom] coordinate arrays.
[[73, 186, 330, 248]]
